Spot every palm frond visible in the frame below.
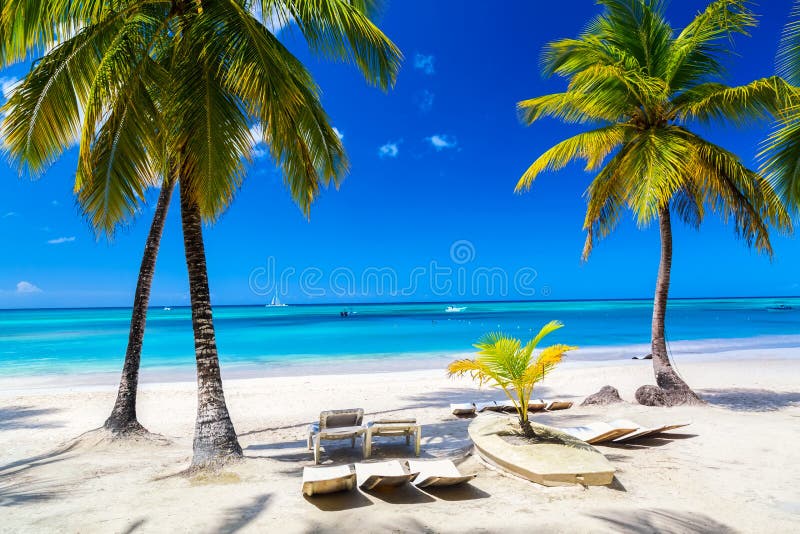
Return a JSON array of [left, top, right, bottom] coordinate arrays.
[[777, 0, 800, 86], [260, 0, 402, 89], [516, 124, 632, 192], [667, 0, 756, 88], [672, 78, 795, 126]]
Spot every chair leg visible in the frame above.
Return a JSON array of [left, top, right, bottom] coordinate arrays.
[[314, 436, 321, 464], [364, 431, 371, 458], [351, 436, 355, 448], [406, 433, 410, 446], [307, 433, 313, 450], [415, 428, 421, 456]]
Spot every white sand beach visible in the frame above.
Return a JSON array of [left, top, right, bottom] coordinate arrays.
[[1, 349, 799, 533]]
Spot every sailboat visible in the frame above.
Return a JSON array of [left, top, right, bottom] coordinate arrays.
[[266, 292, 288, 307]]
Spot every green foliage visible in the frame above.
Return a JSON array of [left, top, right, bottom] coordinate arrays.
[[517, 0, 792, 260], [0, 0, 403, 235], [447, 321, 577, 427], [761, 0, 800, 209]]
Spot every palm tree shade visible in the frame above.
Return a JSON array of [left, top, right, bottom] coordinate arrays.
[[516, 0, 791, 405]]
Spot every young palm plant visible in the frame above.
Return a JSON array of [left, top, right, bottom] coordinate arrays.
[[1, 0, 401, 468], [516, 0, 791, 406], [448, 321, 576, 438]]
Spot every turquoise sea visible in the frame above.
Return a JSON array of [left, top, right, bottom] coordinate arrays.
[[0, 298, 798, 377]]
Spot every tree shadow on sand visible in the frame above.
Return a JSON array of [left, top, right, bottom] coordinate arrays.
[[699, 388, 800, 412], [211, 493, 272, 534], [0, 406, 64, 431], [588, 508, 737, 533]]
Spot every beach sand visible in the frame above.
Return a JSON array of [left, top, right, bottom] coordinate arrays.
[[1, 349, 799, 533]]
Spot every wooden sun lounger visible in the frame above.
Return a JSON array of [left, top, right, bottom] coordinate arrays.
[[365, 420, 421, 457], [450, 403, 476, 415], [472, 399, 547, 413], [609, 419, 691, 442], [307, 408, 366, 464], [527, 399, 547, 412], [545, 400, 574, 411], [407, 459, 477, 488], [559, 422, 639, 444], [355, 460, 418, 490], [301, 465, 356, 497]]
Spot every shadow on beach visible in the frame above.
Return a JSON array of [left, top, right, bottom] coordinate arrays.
[[0, 406, 64, 431], [588, 507, 738, 533], [699, 388, 800, 412]]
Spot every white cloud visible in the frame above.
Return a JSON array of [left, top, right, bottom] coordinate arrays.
[[0, 76, 19, 100], [16, 281, 42, 294], [249, 124, 268, 159], [426, 134, 458, 151], [2, 211, 17, 218], [414, 54, 435, 75], [378, 141, 400, 158], [415, 90, 435, 112], [51, 200, 59, 206], [333, 127, 344, 140], [47, 236, 76, 244]]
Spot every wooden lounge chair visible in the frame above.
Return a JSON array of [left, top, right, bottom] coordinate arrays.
[[301, 465, 356, 496], [545, 400, 573, 411], [307, 408, 366, 464], [609, 419, 691, 442], [365, 419, 421, 457], [527, 399, 547, 412], [450, 403, 476, 416], [558, 422, 638, 444], [355, 460, 418, 490], [407, 459, 477, 488], [475, 400, 516, 413]]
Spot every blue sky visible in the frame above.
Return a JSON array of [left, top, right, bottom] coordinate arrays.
[[1, 0, 798, 308]]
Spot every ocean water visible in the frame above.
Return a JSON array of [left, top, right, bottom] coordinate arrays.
[[0, 298, 798, 377]]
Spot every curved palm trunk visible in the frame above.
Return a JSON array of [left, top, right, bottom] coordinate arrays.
[[179, 181, 242, 468], [104, 178, 176, 435], [650, 207, 703, 405]]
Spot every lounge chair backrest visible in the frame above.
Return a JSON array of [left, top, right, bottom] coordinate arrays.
[[320, 408, 364, 430]]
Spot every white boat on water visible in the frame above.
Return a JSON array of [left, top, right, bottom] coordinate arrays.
[[445, 306, 467, 313], [163, 307, 172, 311], [266, 292, 288, 307]]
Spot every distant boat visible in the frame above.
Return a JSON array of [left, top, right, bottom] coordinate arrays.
[[766, 304, 793, 312], [445, 306, 467, 313], [163, 307, 172, 311], [266, 293, 287, 307]]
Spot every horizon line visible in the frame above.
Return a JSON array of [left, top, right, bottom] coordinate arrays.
[[1, 294, 798, 312]]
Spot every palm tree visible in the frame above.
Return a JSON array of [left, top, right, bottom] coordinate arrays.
[[104, 177, 176, 436], [447, 321, 576, 437], [1, 0, 401, 468], [761, 1, 800, 206], [515, 0, 791, 406]]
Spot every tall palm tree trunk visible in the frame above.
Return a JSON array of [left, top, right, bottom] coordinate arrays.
[[104, 178, 176, 435], [649, 206, 703, 405], [179, 181, 242, 468]]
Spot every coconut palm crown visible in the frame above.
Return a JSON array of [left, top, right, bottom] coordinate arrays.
[[516, 0, 792, 404], [0, 0, 402, 468]]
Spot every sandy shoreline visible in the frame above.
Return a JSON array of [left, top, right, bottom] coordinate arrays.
[[1, 349, 799, 532], [2, 339, 799, 394]]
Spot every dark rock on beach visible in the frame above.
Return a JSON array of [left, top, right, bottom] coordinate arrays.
[[635, 385, 670, 406], [582, 385, 624, 406]]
